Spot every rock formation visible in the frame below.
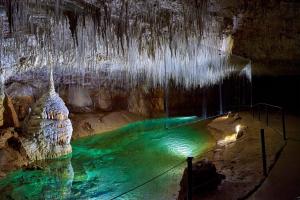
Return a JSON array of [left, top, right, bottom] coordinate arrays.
[[178, 159, 225, 200], [2, 95, 20, 128], [94, 89, 113, 112], [0, 128, 29, 179], [21, 70, 72, 161], [0, 71, 20, 128], [66, 86, 93, 113], [128, 87, 164, 117], [6, 82, 35, 120]]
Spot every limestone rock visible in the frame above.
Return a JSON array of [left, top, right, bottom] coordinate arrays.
[[3, 95, 20, 128], [0, 128, 29, 178], [178, 159, 225, 200], [66, 86, 93, 113], [236, 125, 247, 139], [6, 82, 35, 120], [233, 113, 241, 121], [0, 128, 15, 149], [21, 86, 72, 161], [94, 89, 112, 111], [128, 89, 149, 117], [70, 111, 143, 139], [127, 88, 164, 117]]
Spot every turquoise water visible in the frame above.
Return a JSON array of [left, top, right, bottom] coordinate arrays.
[[0, 117, 213, 200]]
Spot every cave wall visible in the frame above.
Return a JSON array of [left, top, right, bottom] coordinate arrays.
[[220, 0, 300, 66]]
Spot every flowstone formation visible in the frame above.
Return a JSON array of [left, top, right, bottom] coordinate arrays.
[[21, 71, 72, 161]]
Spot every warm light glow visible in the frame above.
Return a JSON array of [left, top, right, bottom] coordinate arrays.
[[217, 133, 237, 146], [235, 124, 241, 134], [219, 115, 229, 120]]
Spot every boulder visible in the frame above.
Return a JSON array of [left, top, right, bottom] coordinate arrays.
[[178, 159, 225, 200], [21, 76, 72, 161]]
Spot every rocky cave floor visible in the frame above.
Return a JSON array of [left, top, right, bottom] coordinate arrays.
[[191, 111, 285, 200], [0, 111, 288, 199]]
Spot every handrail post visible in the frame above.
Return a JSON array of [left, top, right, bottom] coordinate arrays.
[[258, 104, 261, 121], [260, 129, 267, 176], [282, 109, 287, 140], [187, 157, 193, 200], [266, 107, 269, 126]]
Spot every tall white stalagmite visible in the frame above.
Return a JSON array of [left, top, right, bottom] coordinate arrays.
[[49, 66, 55, 95], [21, 66, 73, 161]]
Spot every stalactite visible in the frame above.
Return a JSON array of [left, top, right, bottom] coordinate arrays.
[[0, 0, 252, 90]]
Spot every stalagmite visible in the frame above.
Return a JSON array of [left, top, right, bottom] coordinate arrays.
[[21, 68, 73, 161]]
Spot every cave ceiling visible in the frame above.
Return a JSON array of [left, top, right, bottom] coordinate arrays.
[[0, 0, 254, 88]]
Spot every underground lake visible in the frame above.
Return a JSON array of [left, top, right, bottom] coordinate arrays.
[[0, 116, 215, 200]]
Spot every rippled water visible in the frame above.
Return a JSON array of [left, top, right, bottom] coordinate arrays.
[[0, 117, 214, 200]]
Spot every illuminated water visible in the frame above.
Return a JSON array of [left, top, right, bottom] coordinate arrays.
[[0, 117, 214, 200]]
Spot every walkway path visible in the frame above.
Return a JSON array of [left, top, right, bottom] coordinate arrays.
[[251, 114, 300, 200]]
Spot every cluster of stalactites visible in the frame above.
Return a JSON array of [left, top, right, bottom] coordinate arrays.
[[0, 0, 252, 89], [0, 0, 213, 59]]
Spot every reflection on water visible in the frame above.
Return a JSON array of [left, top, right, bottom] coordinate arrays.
[[0, 158, 74, 200], [0, 117, 214, 200]]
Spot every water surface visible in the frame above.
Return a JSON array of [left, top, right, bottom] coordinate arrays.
[[0, 117, 214, 200]]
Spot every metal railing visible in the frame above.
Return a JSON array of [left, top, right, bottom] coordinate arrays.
[[251, 103, 286, 140], [184, 102, 288, 200], [109, 102, 287, 200]]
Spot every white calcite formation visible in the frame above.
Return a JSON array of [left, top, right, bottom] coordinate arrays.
[[21, 71, 72, 161], [0, 1, 251, 90]]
